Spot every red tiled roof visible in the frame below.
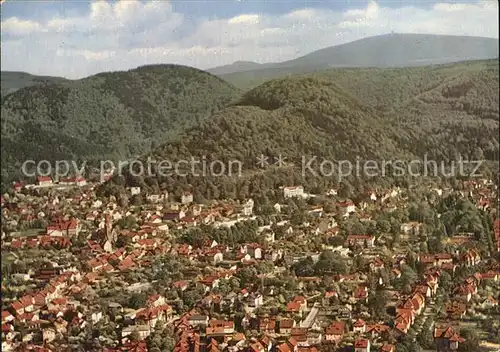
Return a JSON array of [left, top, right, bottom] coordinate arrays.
[[354, 339, 369, 348]]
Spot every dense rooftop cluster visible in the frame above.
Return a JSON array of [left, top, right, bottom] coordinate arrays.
[[1, 174, 499, 352]]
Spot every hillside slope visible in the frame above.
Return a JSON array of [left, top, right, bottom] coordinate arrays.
[[309, 60, 500, 112], [392, 62, 499, 162], [100, 62, 499, 202], [1, 65, 241, 184], [1, 71, 70, 97]]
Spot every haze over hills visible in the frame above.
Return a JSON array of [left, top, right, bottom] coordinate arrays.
[[3, 34, 497, 95], [209, 33, 499, 88], [1, 65, 241, 186], [100, 59, 499, 202]]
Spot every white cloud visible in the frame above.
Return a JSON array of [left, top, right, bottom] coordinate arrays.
[[1, 0, 498, 78], [57, 49, 117, 61], [1, 17, 44, 36], [228, 14, 260, 25]]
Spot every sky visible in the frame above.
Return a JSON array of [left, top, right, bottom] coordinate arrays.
[[1, 0, 498, 78]]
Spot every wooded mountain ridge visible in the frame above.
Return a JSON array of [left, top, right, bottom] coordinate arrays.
[[1, 65, 241, 188], [99, 59, 499, 203]]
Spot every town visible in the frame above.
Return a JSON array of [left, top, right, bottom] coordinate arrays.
[[1, 175, 499, 352]]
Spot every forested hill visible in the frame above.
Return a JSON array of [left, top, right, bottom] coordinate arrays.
[[100, 60, 499, 203], [1, 64, 241, 185]]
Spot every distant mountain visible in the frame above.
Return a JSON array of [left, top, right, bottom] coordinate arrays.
[[100, 60, 498, 202], [1, 71, 70, 97], [215, 33, 499, 89], [279, 33, 498, 68], [1, 65, 241, 187]]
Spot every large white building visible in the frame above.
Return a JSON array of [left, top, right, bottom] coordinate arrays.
[[181, 192, 193, 204], [283, 186, 304, 198], [242, 199, 254, 216]]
